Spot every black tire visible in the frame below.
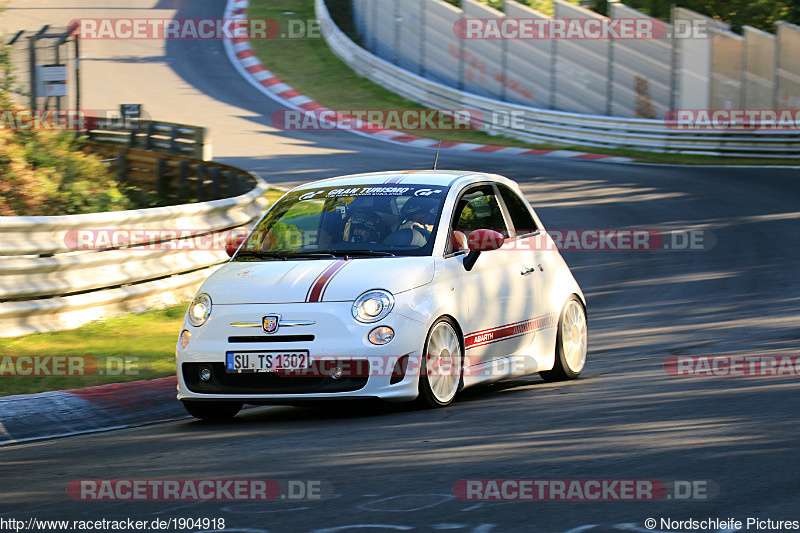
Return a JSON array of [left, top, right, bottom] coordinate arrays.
[[539, 296, 587, 382], [416, 317, 463, 408], [182, 400, 243, 421]]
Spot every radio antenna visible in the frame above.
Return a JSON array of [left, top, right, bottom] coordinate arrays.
[[432, 140, 441, 170]]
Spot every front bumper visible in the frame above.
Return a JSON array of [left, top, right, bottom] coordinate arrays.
[[176, 302, 425, 402]]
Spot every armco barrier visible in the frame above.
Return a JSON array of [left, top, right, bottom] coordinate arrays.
[[316, 0, 800, 157], [0, 148, 269, 338]]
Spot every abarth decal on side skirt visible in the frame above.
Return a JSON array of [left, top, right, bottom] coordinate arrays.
[[464, 313, 558, 350]]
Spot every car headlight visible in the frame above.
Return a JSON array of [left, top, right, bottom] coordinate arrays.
[[187, 293, 212, 327], [352, 290, 394, 323]]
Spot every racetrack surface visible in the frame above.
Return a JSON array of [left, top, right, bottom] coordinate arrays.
[[1, 1, 798, 531]]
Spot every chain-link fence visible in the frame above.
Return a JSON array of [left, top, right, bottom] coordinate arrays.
[[3, 25, 78, 111]]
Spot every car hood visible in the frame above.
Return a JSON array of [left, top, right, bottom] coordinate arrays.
[[202, 257, 435, 304]]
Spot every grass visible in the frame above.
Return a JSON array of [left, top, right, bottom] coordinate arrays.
[[247, 0, 796, 166], [0, 303, 187, 396], [0, 188, 285, 397]]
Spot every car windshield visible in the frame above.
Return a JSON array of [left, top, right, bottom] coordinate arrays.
[[233, 184, 449, 260]]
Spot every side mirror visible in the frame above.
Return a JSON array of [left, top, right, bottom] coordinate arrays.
[[468, 229, 505, 252], [464, 229, 505, 271], [225, 235, 246, 258]]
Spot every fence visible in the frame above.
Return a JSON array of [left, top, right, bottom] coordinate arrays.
[[323, 0, 800, 156], [0, 143, 269, 337], [87, 118, 211, 160], [3, 25, 77, 111], [351, 0, 800, 120], [87, 143, 242, 206]]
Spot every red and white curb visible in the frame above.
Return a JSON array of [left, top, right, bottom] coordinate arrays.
[[223, 0, 630, 163], [0, 377, 186, 445]]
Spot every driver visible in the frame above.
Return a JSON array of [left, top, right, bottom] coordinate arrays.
[[398, 197, 438, 240], [347, 211, 387, 243]]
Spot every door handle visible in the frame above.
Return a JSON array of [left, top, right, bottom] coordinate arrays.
[[520, 267, 535, 276]]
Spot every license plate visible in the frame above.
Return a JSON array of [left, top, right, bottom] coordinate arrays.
[[225, 351, 311, 373]]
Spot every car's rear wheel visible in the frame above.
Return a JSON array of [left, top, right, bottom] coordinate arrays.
[[417, 317, 463, 408], [539, 296, 587, 382], [182, 400, 243, 421]]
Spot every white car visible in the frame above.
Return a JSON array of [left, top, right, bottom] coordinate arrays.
[[176, 170, 587, 420]]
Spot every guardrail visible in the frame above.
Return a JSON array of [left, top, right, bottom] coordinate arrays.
[[0, 145, 269, 337], [87, 119, 211, 160], [316, 0, 800, 158]]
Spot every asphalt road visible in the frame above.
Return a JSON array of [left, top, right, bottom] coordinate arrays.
[[1, 1, 799, 532]]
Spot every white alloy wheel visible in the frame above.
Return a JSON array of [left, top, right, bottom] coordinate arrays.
[[419, 318, 462, 407]]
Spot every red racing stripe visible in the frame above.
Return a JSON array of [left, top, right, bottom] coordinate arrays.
[[465, 314, 557, 350], [306, 260, 349, 302]]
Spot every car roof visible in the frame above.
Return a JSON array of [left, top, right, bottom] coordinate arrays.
[[289, 170, 515, 191]]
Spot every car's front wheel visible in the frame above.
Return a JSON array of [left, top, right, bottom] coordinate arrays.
[[417, 317, 463, 408], [182, 400, 243, 421], [540, 296, 587, 382]]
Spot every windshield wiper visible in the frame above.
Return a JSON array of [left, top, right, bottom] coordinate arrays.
[[234, 251, 337, 261], [326, 250, 396, 258]]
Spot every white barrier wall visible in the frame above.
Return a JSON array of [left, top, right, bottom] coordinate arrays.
[[552, 0, 610, 115], [710, 30, 744, 110], [372, 0, 396, 64], [743, 26, 775, 109], [421, 0, 462, 89], [776, 22, 800, 109], [396, 0, 425, 74], [504, 1, 554, 109], [608, 3, 672, 118], [348, 0, 799, 118], [461, 0, 506, 98], [318, 0, 800, 157]]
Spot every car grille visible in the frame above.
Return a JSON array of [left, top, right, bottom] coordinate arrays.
[[182, 362, 368, 394], [227, 335, 315, 343]]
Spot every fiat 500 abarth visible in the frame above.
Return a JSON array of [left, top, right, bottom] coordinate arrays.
[[177, 170, 587, 420]]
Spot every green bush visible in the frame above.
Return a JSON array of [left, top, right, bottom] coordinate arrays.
[[0, 33, 130, 216], [0, 129, 131, 216]]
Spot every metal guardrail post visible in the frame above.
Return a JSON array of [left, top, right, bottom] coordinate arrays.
[[169, 125, 178, 155], [195, 127, 207, 160], [156, 158, 168, 199], [178, 161, 190, 202], [226, 171, 236, 198], [128, 122, 138, 148], [210, 167, 221, 200], [27, 36, 37, 110], [145, 122, 155, 150], [196, 165, 206, 202]]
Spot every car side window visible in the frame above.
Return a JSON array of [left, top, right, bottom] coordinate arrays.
[[446, 185, 510, 254], [498, 185, 538, 236]]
